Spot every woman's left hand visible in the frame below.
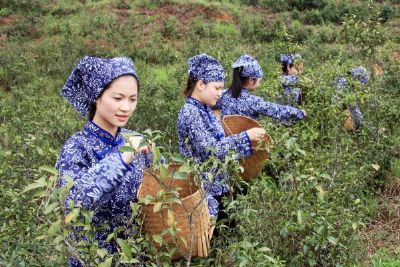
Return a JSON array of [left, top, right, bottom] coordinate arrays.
[[128, 136, 151, 154]]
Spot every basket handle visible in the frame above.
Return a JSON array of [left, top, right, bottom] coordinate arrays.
[[221, 119, 234, 136]]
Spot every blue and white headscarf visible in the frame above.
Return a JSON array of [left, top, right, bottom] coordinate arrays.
[[61, 56, 139, 116], [336, 66, 369, 89], [188, 53, 225, 82], [280, 53, 302, 65], [231, 54, 263, 78]]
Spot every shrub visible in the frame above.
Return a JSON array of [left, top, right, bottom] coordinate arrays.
[[210, 22, 239, 39], [260, 0, 289, 12], [317, 25, 338, 43], [379, 5, 398, 23], [321, 2, 369, 24], [289, 0, 327, 11], [190, 18, 211, 38], [301, 9, 324, 25], [0, 7, 12, 16], [257, 0, 325, 12], [161, 16, 181, 38], [239, 14, 267, 42], [287, 20, 311, 43]]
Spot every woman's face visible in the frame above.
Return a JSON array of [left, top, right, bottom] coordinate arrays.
[[198, 80, 224, 106], [287, 64, 299, 75], [288, 62, 303, 75], [247, 78, 261, 91], [93, 75, 138, 134]]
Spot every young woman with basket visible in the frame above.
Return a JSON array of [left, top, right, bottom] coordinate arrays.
[[215, 54, 306, 123], [176, 53, 266, 218], [335, 66, 369, 131], [56, 56, 153, 266]]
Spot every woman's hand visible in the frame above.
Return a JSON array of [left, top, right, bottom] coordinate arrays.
[[122, 136, 151, 164], [246, 127, 266, 142], [302, 110, 308, 118]]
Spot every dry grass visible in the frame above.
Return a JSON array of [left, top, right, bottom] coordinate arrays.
[[362, 178, 400, 263]]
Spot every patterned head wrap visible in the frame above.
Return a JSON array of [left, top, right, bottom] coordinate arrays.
[[336, 66, 369, 90], [188, 53, 225, 82], [61, 56, 138, 116], [279, 53, 302, 65], [231, 54, 263, 78]]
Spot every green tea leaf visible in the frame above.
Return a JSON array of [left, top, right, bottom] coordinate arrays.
[[297, 210, 303, 224], [22, 177, 47, 194], [39, 166, 59, 175], [153, 202, 162, 213], [153, 234, 163, 246], [160, 164, 168, 180], [43, 202, 58, 215], [117, 238, 132, 260], [120, 146, 136, 153], [98, 257, 113, 267], [172, 171, 187, 180]]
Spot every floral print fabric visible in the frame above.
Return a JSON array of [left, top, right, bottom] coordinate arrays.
[[187, 54, 225, 82], [177, 97, 252, 216], [216, 88, 305, 122], [56, 121, 152, 262], [61, 56, 138, 116]]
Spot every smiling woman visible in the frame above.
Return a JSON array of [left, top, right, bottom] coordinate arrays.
[[56, 56, 153, 267], [92, 75, 138, 134]]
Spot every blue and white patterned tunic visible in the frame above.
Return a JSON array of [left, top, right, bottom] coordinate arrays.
[[177, 97, 253, 216], [278, 75, 302, 106], [216, 88, 305, 122], [56, 121, 152, 264]]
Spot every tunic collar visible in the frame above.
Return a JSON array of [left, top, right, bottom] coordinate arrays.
[[186, 97, 208, 112], [84, 121, 124, 146], [186, 97, 224, 141], [240, 88, 250, 96]]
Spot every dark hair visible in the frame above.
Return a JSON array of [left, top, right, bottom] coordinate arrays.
[[182, 76, 199, 97], [229, 67, 248, 98], [87, 74, 140, 120], [282, 63, 294, 75]]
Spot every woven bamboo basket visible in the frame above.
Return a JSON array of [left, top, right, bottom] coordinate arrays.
[[137, 164, 212, 260], [222, 115, 272, 180], [343, 108, 357, 131]]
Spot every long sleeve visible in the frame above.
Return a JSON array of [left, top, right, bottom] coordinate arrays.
[[57, 140, 129, 211], [190, 118, 251, 161], [178, 107, 252, 163], [250, 95, 305, 122]]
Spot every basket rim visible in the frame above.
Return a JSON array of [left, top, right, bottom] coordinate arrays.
[[137, 168, 204, 205], [222, 114, 273, 142]]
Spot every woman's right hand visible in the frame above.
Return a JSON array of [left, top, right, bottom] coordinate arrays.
[[246, 127, 266, 142]]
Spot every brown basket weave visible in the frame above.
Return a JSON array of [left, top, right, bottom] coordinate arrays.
[[137, 164, 212, 260], [343, 108, 357, 131], [222, 115, 272, 180]]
